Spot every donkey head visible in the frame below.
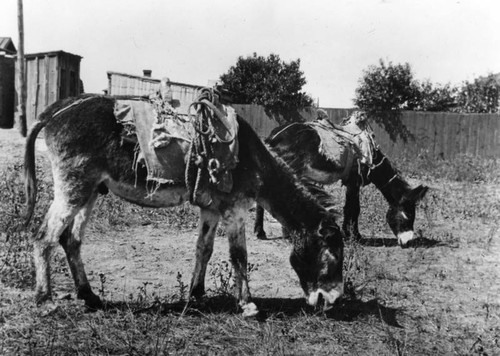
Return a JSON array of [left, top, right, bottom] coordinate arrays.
[[289, 213, 344, 309], [386, 185, 429, 247]]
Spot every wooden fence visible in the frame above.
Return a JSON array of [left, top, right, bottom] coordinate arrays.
[[368, 111, 499, 159], [233, 104, 500, 159]]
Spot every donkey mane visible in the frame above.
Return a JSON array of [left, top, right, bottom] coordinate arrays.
[[236, 118, 337, 233], [266, 123, 322, 176]]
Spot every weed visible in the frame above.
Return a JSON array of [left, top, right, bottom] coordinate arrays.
[[98, 272, 107, 299], [174, 272, 188, 302], [209, 259, 233, 296], [136, 281, 151, 303], [207, 259, 258, 297]]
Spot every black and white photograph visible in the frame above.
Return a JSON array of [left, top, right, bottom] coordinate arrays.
[[0, 1, 499, 354]]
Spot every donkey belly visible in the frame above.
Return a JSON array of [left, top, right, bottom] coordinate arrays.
[[104, 178, 188, 208]]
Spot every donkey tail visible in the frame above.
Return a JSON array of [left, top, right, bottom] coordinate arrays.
[[24, 121, 47, 225]]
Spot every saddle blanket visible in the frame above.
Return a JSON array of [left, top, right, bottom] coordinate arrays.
[[310, 111, 377, 168], [113, 93, 240, 193], [114, 96, 193, 185]]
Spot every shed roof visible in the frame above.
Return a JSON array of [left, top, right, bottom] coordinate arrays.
[[107, 71, 203, 89], [24, 50, 82, 60], [0, 37, 17, 55]]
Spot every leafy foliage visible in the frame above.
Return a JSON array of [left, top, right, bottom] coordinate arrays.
[[354, 59, 419, 141], [413, 80, 458, 112], [355, 60, 499, 141], [455, 74, 500, 113], [220, 53, 313, 123]]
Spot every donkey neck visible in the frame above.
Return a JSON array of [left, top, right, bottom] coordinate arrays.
[[237, 118, 326, 232], [368, 152, 412, 204], [258, 170, 326, 232]]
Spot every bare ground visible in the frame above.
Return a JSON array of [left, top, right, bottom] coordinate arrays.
[[1, 127, 499, 355]]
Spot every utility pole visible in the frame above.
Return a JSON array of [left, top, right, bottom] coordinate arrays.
[[17, 0, 27, 137]]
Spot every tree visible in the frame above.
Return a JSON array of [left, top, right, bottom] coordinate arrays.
[[354, 59, 419, 141], [219, 53, 313, 123], [413, 80, 457, 112], [455, 74, 499, 113]]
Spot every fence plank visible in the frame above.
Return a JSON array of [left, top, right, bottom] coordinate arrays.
[[231, 105, 499, 159]]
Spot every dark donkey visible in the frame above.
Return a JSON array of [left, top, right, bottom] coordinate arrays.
[[25, 94, 344, 316], [254, 118, 428, 247]]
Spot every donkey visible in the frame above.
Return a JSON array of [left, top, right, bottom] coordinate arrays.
[[254, 119, 428, 247], [24, 95, 344, 316]]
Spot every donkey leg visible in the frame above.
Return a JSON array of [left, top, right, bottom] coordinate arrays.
[[226, 208, 258, 317], [189, 208, 220, 300], [342, 182, 362, 240], [253, 204, 267, 240], [59, 192, 102, 309], [33, 198, 79, 305]]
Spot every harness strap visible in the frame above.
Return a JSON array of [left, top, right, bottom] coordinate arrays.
[[365, 155, 398, 190], [52, 96, 96, 118], [268, 122, 302, 142], [379, 174, 398, 190]]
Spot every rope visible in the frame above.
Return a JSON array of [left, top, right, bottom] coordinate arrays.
[[185, 88, 237, 207], [188, 88, 236, 144]]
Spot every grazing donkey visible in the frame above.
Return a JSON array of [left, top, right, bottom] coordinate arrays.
[[254, 116, 428, 247], [24, 94, 344, 316]]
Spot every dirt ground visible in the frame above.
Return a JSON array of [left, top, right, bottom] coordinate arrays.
[[1, 127, 500, 355]]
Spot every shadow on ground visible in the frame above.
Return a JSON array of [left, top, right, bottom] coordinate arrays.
[[356, 236, 445, 248], [100, 295, 401, 327]]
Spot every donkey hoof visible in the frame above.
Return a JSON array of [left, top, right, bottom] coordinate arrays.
[[241, 302, 259, 318], [83, 294, 104, 311], [189, 285, 206, 300], [397, 231, 414, 248]]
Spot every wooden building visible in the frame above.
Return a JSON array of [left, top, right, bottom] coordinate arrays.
[[107, 70, 203, 114], [0, 37, 16, 128], [23, 50, 82, 127]]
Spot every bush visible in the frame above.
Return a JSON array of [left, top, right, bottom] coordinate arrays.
[[220, 53, 313, 123]]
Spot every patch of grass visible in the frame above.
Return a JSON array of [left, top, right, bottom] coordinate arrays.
[[395, 151, 500, 184], [1, 135, 500, 355], [0, 162, 53, 289]]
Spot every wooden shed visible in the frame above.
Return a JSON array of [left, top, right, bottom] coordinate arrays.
[[0, 37, 16, 128], [107, 70, 203, 114], [22, 50, 82, 127]]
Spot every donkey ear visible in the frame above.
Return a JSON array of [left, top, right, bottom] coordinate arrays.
[[408, 185, 429, 202]]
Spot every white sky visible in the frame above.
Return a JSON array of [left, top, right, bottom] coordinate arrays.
[[1, 0, 499, 107]]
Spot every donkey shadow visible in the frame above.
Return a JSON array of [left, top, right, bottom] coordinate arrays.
[[356, 236, 443, 248], [101, 295, 401, 327]]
